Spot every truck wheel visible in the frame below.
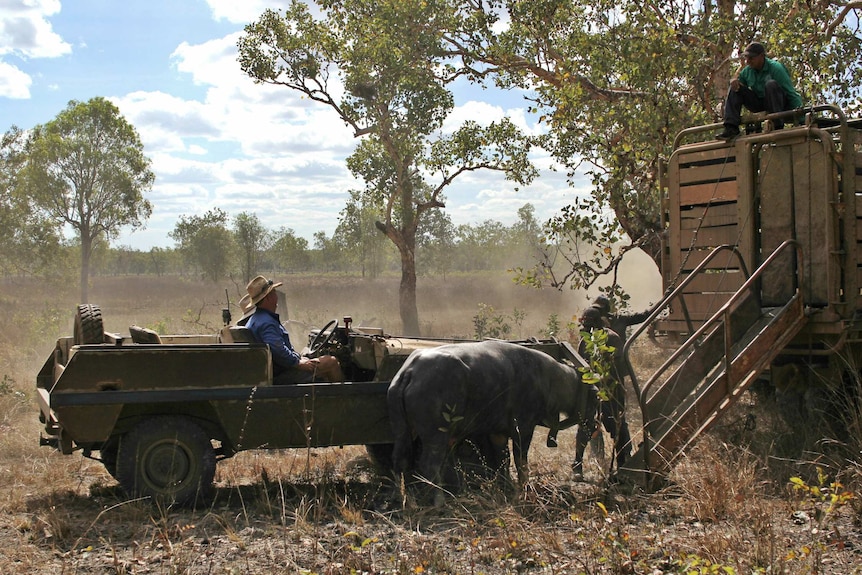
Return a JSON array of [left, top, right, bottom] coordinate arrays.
[[74, 304, 104, 345], [116, 416, 216, 506], [100, 437, 120, 479]]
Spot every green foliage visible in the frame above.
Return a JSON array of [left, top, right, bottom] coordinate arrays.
[[473, 0, 862, 297], [790, 468, 855, 516], [438, 403, 464, 433], [473, 303, 525, 339], [233, 212, 270, 284], [335, 190, 393, 278], [787, 467, 856, 569], [148, 318, 170, 335], [578, 328, 617, 400], [0, 375, 25, 401], [21, 97, 154, 301], [238, 0, 539, 335], [268, 227, 310, 273], [544, 313, 561, 339], [0, 127, 63, 275], [28, 305, 65, 343], [670, 554, 737, 574], [170, 208, 234, 282]]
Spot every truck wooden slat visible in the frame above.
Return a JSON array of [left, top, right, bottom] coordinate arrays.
[[679, 202, 738, 229], [678, 161, 738, 185], [673, 270, 746, 293], [679, 180, 739, 206], [676, 146, 738, 166], [666, 292, 736, 321], [674, 248, 746, 272], [679, 224, 740, 249]]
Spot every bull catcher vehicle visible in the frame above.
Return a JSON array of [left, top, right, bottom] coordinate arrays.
[[37, 304, 583, 505]]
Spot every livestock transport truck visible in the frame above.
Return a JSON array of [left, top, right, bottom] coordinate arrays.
[[36, 102, 862, 501], [618, 103, 862, 486], [36, 306, 585, 505]]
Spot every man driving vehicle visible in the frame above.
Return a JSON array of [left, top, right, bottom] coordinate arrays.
[[243, 275, 343, 384]]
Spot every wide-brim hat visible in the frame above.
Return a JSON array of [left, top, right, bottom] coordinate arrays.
[[238, 293, 255, 313], [245, 275, 283, 305]]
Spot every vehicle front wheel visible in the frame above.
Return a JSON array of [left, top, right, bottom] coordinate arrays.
[[100, 436, 120, 479], [116, 416, 216, 506]]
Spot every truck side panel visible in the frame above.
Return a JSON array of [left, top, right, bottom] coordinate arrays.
[[46, 344, 272, 444]]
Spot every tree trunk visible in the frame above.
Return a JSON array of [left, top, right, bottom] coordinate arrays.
[[376, 213, 421, 335], [80, 235, 91, 303], [398, 245, 420, 336]]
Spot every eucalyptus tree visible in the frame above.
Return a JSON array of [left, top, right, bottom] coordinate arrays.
[[21, 98, 154, 301], [335, 190, 392, 279], [269, 226, 310, 273], [170, 208, 234, 282], [233, 212, 270, 283], [237, 0, 538, 335], [0, 126, 62, 275], [416, 202, 456, 279], [449, 0, 862, 294]]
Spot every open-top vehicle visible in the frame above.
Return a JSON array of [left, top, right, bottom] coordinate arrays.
[[37, 304, 583, 505]]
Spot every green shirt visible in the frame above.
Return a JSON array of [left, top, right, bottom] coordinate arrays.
[[738, 58, 803, 109]]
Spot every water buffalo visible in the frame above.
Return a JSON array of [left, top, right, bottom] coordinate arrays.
[[387, 340, 599, 497]]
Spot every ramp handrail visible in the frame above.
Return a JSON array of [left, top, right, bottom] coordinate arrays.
[[623, 239, 804, 476]]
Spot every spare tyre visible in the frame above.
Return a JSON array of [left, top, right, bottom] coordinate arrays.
[[74, 304, 104, 345]]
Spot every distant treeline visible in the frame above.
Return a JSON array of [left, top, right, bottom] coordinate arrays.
[[19, 203, 547, 282]]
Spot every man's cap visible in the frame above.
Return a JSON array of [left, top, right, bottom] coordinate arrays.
[[580, 306, 604, 327], [245, 275, 283, 305], [743, 42, 765, 57], [592, 295, 611, 314]]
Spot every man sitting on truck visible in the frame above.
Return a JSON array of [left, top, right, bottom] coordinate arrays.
[[716, 41, 803, 140], [243, 275, 343, 384]]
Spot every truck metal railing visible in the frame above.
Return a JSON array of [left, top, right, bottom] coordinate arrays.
[[623, 239, 805, 480], [671, 103, 852, 149]]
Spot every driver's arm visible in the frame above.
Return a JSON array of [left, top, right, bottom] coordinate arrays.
[[255, 320, 302, 368]]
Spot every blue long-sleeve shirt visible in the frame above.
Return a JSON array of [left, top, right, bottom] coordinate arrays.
[[245, 308, 302, 369]]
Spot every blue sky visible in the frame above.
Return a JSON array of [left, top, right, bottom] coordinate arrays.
[[0, 0, 582, 250]]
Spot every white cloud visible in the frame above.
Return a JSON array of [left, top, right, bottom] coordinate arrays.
[[204, 0, 293, 24], [0, 59, 31, 98], [0, 0, 71, 100], [443, 100, 505, 132], [0, 0, 71, 58]]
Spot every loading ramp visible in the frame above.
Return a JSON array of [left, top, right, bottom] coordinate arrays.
[[618, 241, 808, 489]]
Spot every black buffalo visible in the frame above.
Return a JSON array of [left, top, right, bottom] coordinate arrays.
[[387, 340, 599, 495]]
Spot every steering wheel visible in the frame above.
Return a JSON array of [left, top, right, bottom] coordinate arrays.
[[307, 319, 339, 357]]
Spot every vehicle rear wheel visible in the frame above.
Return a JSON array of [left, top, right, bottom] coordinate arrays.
[[116, 416, 216, 507], [100, 437, 120, 479], [74, 304, 104, 345]]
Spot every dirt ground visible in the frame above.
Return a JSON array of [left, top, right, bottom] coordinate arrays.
[[3, 410, 861, 575], [2, 275, 861, 574]]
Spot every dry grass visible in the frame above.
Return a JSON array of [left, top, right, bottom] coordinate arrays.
[[0, 273, 860, 574]]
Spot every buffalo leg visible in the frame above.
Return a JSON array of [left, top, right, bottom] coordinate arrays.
[[511, 426, 536, 485], [573, 417, 598, 477], [414, 434, 452, 502]]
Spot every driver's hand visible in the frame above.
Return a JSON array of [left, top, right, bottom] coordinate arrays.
[[299, 357, 320, 371]]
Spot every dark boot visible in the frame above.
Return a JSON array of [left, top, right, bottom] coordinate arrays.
[[716, 124, 740, 140]]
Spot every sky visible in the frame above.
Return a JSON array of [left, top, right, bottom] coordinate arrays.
[[0, 0, 586, 251]]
